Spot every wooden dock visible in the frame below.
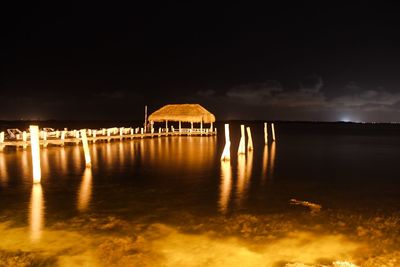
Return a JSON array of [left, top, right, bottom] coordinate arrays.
[[0, 127, 217, 150]]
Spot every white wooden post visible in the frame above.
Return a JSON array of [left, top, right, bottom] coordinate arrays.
[[119, 127, 124, 139], [141, 127, 144, 138], [102, 128, 106, 136], [30, 125, 41, 183], [238, 125, 245, 155], [88, 129, 92, 136], [43, 131, 48, 148], [56, 130, 60, 138], [246, 127, 253, 151], [200, 121, 203, 134], [220, 124, 231, 161], [271, 123, 276, 141], [107, 129, 111, 142], [61, 131, 65, 146], [93, 130, 97, 143], [22, 131, 28, 149], [0, 131, 4, 151], [264, 122, 268, 145], [80, 129, 91, 168], [190, 122, 193, 133]]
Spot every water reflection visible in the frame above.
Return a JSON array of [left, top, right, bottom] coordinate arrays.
[[21, 150, 30, 181], [41, 148, 49, 178], [261, 145, 269, 185], [77, 168, 92, 212], [29, 184, 44, 241], [219, 161, 232, 214], [236, 154, 247, 206], [269, 142, 276, 177], [0, 152, 8, 186]]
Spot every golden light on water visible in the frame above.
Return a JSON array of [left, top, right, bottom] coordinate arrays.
[[29, 184, 44, 241], [236, 154, 247, 206], [0, 152, 7, 185], [269, 141, 276, 177], [261, 144, 269, 185], [29, 125, 41, 183], [77, 168, 93, 212], [219, 161, 232, 214]]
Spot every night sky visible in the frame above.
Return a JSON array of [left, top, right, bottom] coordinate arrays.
[[1, 2, 400, 122]]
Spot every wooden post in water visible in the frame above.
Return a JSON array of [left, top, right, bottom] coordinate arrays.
[[179, 121, 182, 135], [246, 127, 253, 151], [107, 129, 111, 142], [271, 123, 276, 142], [144, 105, 148, 133], [190, 122, 193, 134], [220, 124, 231, 161], [200, 121, 203, 135], [60, 131, 65, 146], [22, 131, 28, 150], [0, 131, 4, 151], [92, 130, 97, 143], [264, 122, 268, 145], [30, 125, 41, 183], [120, 127, 124, 139], [238, 125, 246, 155], [141, 127, 144, 138], [80, 130, 91, 168], [43, 131, 48, 148]]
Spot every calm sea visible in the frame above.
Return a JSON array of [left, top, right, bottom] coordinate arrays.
[[0, 121, 399, 266]]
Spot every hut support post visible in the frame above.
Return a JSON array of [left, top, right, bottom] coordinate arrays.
[[165, 121, 168, 134], [179, 121, 182, 134], [191, 122, 193, 133], [200, 121, 203, 134], [211, 122, 214, 133]]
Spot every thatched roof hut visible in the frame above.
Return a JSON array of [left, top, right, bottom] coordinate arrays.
[[148, 104, 216, 123]]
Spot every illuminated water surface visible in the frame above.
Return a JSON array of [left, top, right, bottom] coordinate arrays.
[[0, 122, 400, 266]]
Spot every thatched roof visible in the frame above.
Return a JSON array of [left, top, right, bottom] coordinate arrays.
[[148, 104, 216, 123]]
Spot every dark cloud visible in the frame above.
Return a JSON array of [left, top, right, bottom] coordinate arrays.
[[196, 78, 400, 121]]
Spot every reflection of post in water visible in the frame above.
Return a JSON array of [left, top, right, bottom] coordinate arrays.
[[60, 147, 67, 175], [73, 145, 82, 172], [246, 150, 253, 181], [261, 145, 269, 185], [219, 161, 232, 214], [29, 184, 44, 241], [236, 154, 247, 206], [78, 168, 92, 212], [21, 150, 29, 181], [269, 141, 276, 177], [0, 152, 8, 185], [41, 148, 49, 177]]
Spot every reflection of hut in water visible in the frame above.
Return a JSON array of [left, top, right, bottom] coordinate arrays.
[[148, 104, 216, 134]]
